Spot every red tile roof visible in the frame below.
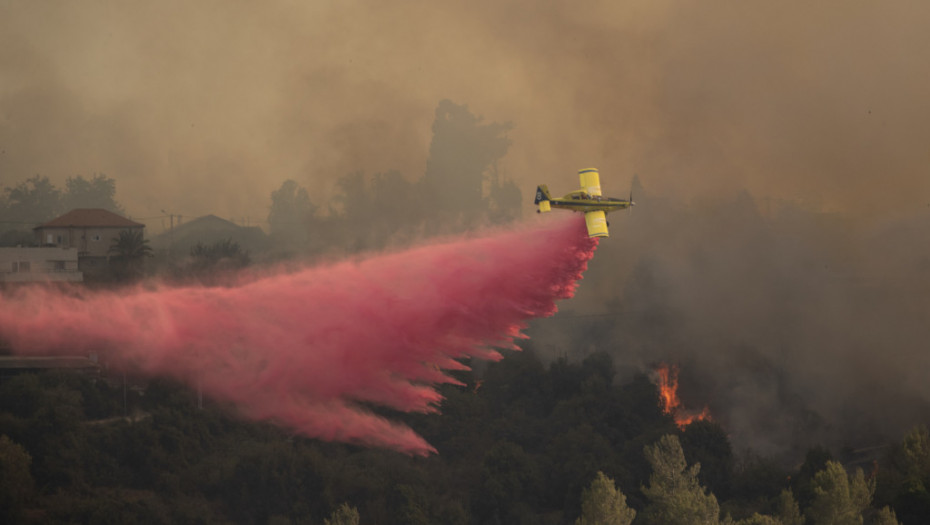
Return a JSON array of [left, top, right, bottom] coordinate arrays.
[[35, 209, 145, 229]]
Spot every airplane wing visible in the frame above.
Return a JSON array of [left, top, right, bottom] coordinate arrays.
[[584, 210, 609, 238], [580, 169, 608, 237]]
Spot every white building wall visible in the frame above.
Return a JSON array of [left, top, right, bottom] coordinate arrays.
[[0, 247, 83, 282]]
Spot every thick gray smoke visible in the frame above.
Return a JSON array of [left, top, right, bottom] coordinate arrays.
[[2, 2, 929, 220], [2, 1, 929, 461], [530, 185, 930, 462]]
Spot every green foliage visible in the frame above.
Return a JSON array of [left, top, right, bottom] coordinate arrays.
[[794, 445, 835, 509], [730, 454, 792, 506], [187, 238, 251, 282], [575, 471, 635, 525], [806, 461, 873, 525], [475, 440, 539, 523], [0, 357, 919, 524], [109, 229, 154, 280], [640, 434, 720, 525], [775, 489, 804, 525], [681, 419, 734, 499], [867, 506, 901, 525], [735, 513, 783, 524], [0, 434, 35, 522], [325, 503, 360, 525], [900, 426, 930, 477], [875, 425, 930, 524]]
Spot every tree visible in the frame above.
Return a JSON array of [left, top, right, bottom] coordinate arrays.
[[576, 471, 636, 525], [681, 420, 734, 499], [0, 435, 34, 523], [794, 446, 835, 509], [486, 170, 522, 224], [109, 229, 153, 280], [775, 489, 804, 525], [3, 174, 61, 225], [332, 170, 422, 251], [640, 434, 720, 525], [421, 99, 513, 226], [867, 506, 901, 525], [899, 425, 930, 479], [730, 514, 782, 525], [474, 440, 538, 523], [805, 461, 873, 525], [61, 174, 123, 213], [188, 239, 250, 279], [876, 425, 930, 524], [324, 503, 360, 525], [268, 179, 318, 251]]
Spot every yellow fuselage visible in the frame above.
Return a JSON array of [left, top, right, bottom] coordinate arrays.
[[546, 192, 631, 214]]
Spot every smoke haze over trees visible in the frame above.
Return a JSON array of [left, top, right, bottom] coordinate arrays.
[[0, 174, 123, 245], [2, 1, 930, 521], [2, 90, 930, 509], [523, 181, 930, 463], [3, 2, 928, 221], [265, 99, 521, 255]]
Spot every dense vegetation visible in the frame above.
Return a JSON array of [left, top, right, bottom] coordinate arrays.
[[3, 99, 930, 523], [0, 347, 924, 524]]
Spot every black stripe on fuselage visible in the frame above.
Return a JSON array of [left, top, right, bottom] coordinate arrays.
[[550, 200, 628, 208]]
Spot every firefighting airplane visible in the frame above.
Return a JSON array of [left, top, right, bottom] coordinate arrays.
[[534, 168, 634, 238]]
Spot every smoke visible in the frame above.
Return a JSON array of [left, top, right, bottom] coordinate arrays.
[[0, 215, 595, 455], [2, 2, 929, 221], [531, 190, 930, 462], [3, 0, 930, 462]]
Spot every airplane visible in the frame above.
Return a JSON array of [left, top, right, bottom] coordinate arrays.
[[534, 168, 634, 238]]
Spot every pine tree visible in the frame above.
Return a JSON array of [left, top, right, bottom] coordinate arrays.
[[776, 489, 804, 525], [576, 471, 636, 525], [868, 506, 901, 525], [324, 503, 360, 525], [805, 461, 873, 525], [640, 434, 720, 525]]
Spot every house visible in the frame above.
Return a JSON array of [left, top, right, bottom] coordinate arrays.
[[34, 208, 146, 277], [0, 247, 83, 283], [150, 214, 269, 258]]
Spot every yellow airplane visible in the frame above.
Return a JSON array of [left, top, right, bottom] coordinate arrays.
[[534, 168, 634, 238]]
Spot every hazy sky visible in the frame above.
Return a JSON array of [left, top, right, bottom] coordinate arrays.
[[2, 1, 929, 227]]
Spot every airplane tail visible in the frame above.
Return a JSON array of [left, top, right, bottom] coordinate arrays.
[[534, 185, 552, 212]]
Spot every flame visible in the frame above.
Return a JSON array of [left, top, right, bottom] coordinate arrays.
[[654, 363, 711, 429]]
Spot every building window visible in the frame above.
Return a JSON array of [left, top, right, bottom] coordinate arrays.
[[93, 234, 101, 241], [53, 261, 67, 271], [57, 235, 63, 244], [19, 261, 30, 273]]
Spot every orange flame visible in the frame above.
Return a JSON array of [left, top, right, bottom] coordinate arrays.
[[654, 363, 711, 429]]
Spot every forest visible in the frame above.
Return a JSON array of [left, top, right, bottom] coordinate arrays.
[[0, 349, 925, 524], [2, 100, 930, 523]]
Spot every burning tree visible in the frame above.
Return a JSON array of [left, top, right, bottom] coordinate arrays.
[[654, 363, 711, 429]]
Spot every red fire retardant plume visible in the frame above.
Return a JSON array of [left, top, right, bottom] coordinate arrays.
[[0, 215, 597, 455]]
